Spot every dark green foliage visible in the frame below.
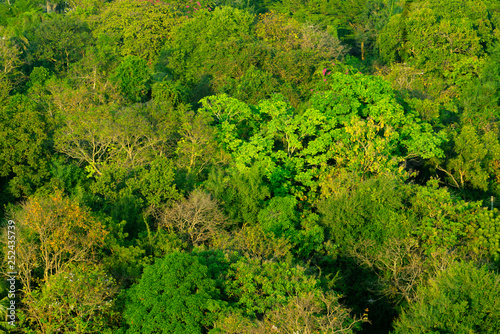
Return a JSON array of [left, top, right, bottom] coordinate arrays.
[[162, 6, 254, 83], [24, 14, 92, 73], [159, 6, 256, 103], [0, 0, 41, 26], [213, 0, 274, 14], [159, 6, 347, 107], [257, 195, 325, 258], [318, 175, 408, 253], [98, 216, 151, 288], [152, 80, 189, 106], [89, 157, 181, 239], [135, 156, 182, 208], [28, 66, 51, 87], [258, 196, 298, 240], [204, 163, 271, 225], [0, 94, 52, 197], [460, 43, 500, 128], [39, 155, 88, 198], [124, 252, 225, 334], [0, 0, 44, 42], [350, 0, 402, 60], [112, 55, 152, 103]]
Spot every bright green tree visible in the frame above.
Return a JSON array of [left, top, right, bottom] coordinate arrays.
[[199, 73, 444, 202]]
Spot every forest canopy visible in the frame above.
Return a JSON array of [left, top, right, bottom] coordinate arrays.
[[1, 0, 500, 333]]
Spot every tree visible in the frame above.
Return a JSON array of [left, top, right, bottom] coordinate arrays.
[[270, 0, 366, 35], [213, 223, 292, 261], [318, 175, 409, 254], [175, 108, 225, 183], [25, 14, 92, 73], [203, 162, 271, 225], [351, 237, 430, 305], [160, 6, 256, 103], [212, 0, 272, 14], [0, 280, 12, 333], [393, 261, 500, 333], [349, 0, 402, 61], [67, 0, 105, 17], [199, 73, 444, 203], [111, 55, 152, 103], [159, 189, 229, 246], [21, 263, 118, 334], [3, 190, 108, 292], [254, 10, 346, 60], [135, 155, 182, 209], [459, 43, 500, 130], [225, 257, 317, 316], [0, 94, 52, 197], [378, 0, 494, 99], [253, 11, 347, 105], [0, 27, 22, 100], [95, 0, 179, 62], [55, 102, 176, 177], [46, 48, 124, 118], [217, 291, 367, 334], [408, 180, 500, 259], [159, 6, 348, 107], [439, 124, 500, 191], [124, 252, 225, 334]]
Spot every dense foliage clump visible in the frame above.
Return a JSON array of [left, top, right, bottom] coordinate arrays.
[[1, 0, 500, 333]]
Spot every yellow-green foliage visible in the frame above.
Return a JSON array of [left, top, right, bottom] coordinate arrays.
[[96, 0, 180, 62], [393, 261, 500, 333]]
